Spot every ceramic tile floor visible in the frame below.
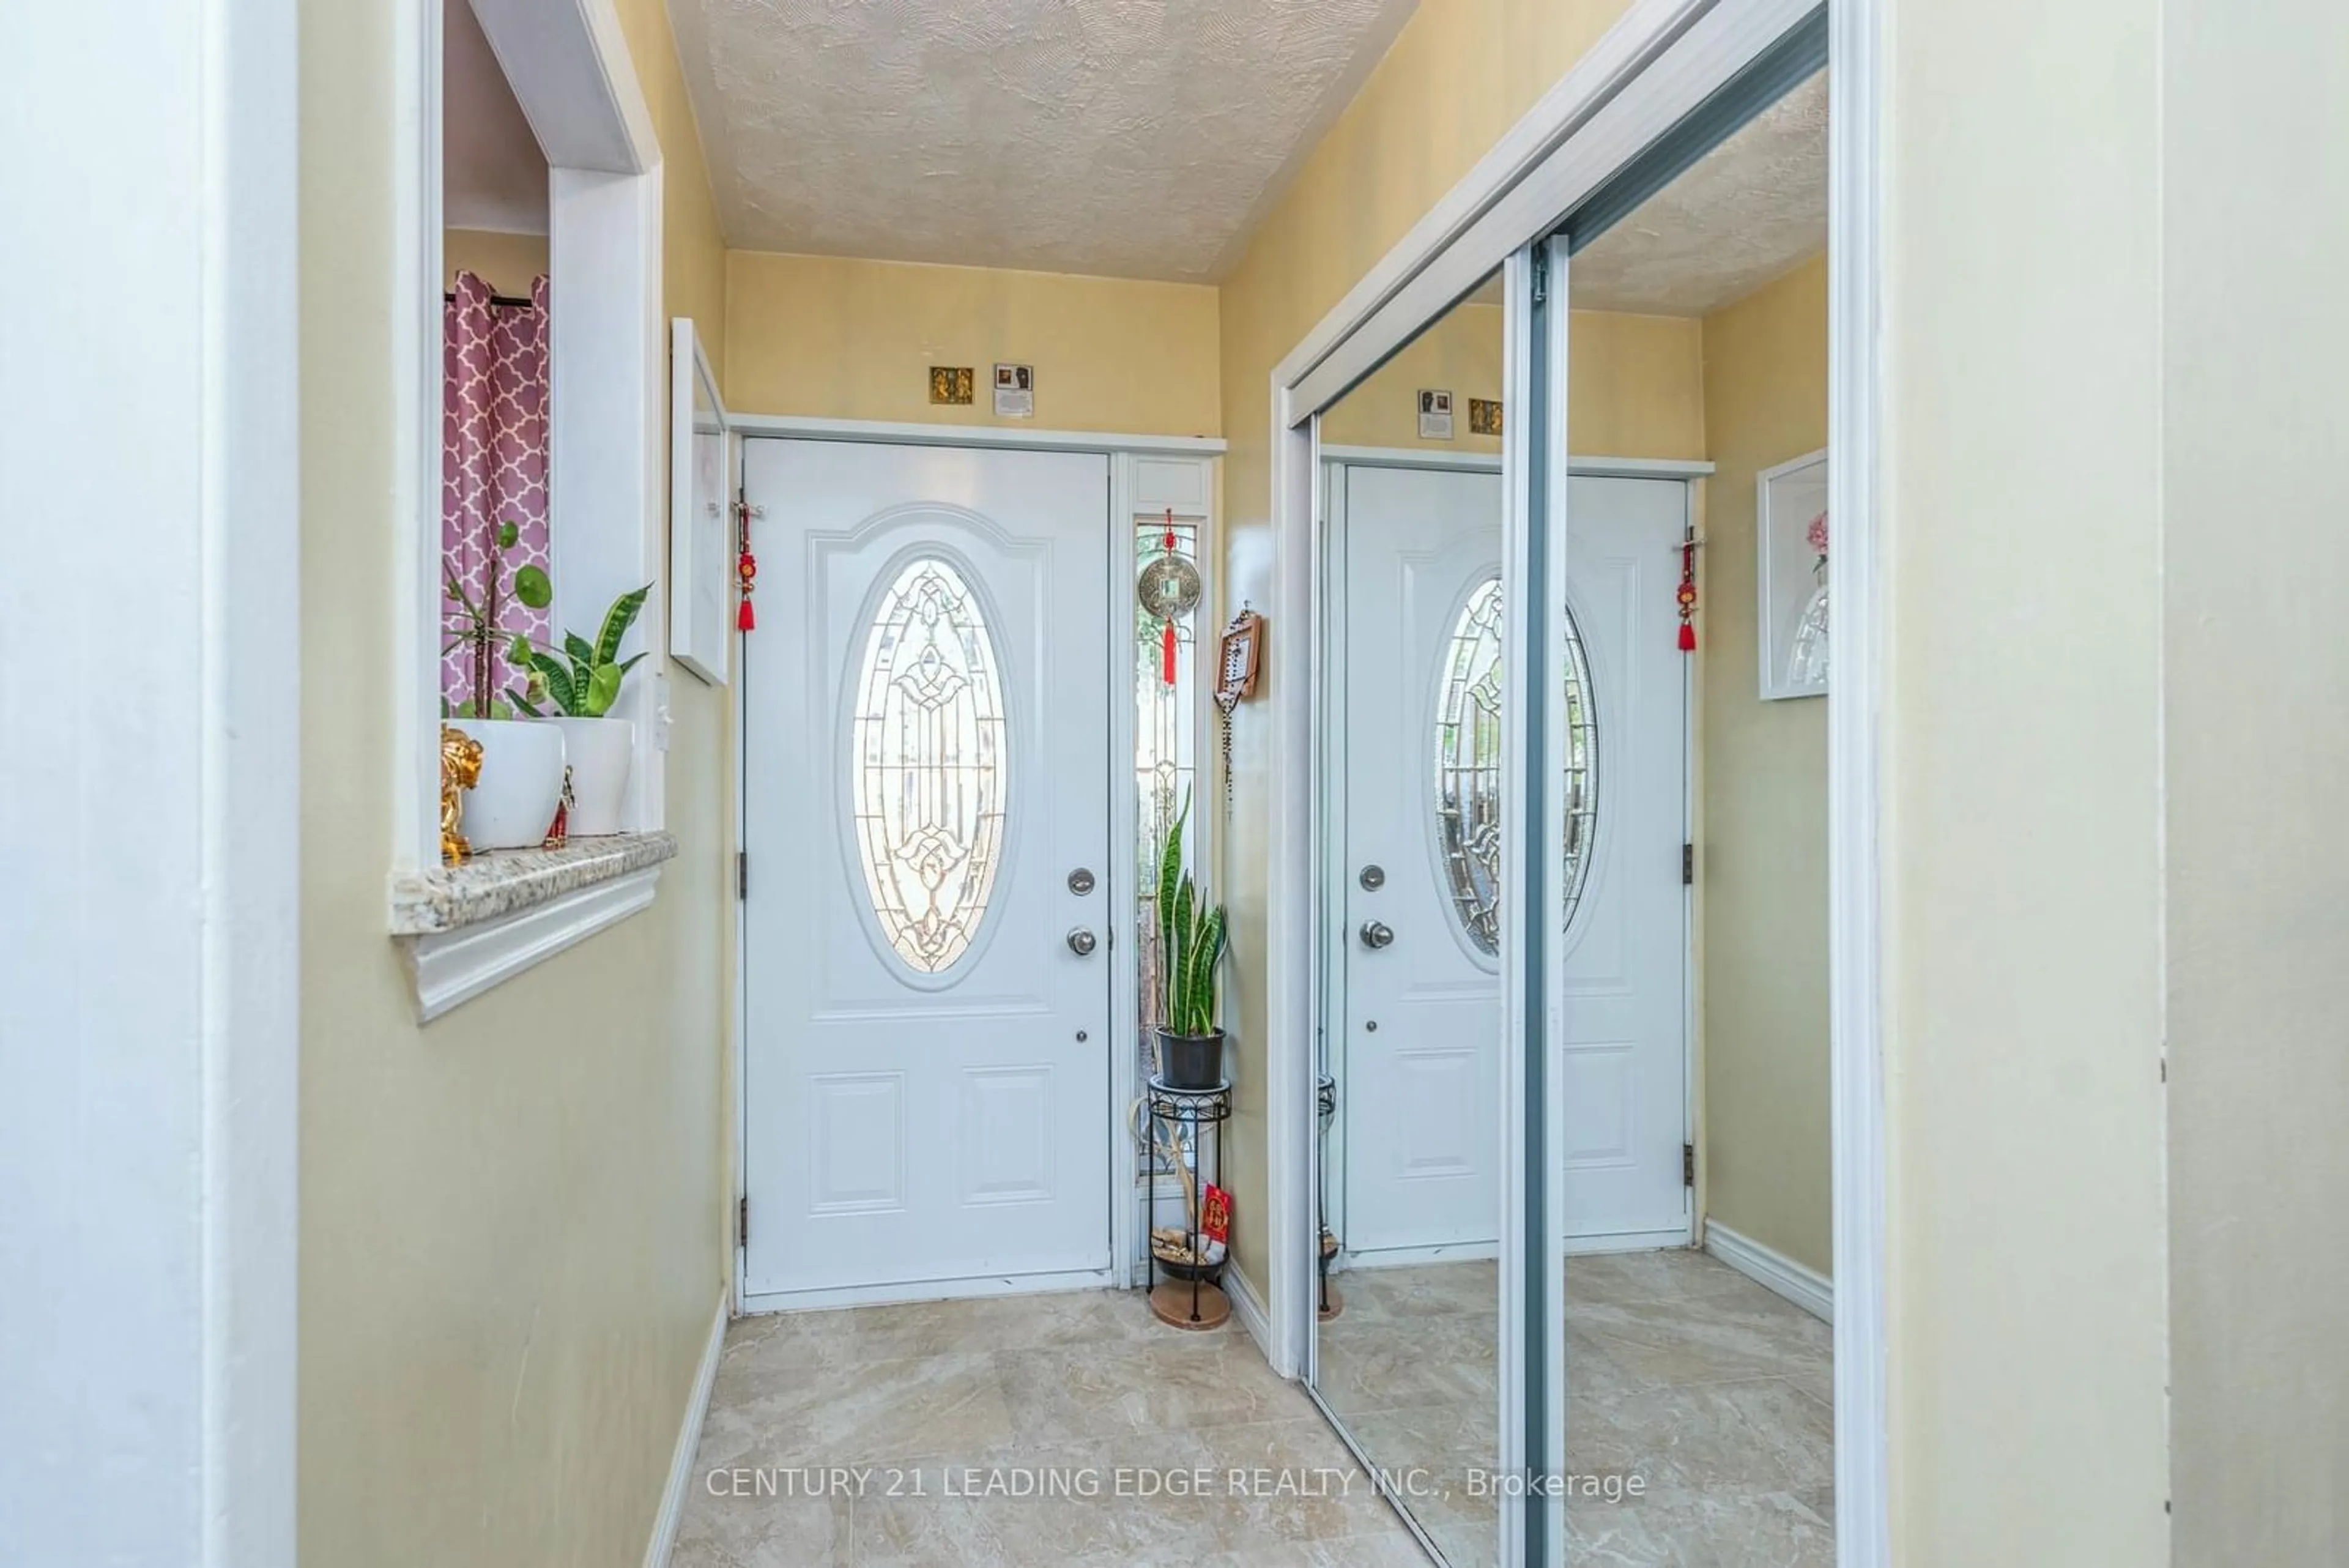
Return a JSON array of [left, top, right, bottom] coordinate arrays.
[[670, 1289, 1428, 1566], [1316, 1249, 1835, 1567], [674, 1250, 1831, 1567]]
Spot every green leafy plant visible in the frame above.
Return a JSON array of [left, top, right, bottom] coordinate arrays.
[[1156, 795, 1227, 1036], [442, 519, 552, 719], [507, 584, 653, 719]]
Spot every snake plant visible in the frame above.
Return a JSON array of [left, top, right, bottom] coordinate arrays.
[[508, 584, 652, 719], [1156, 796, 1227, 1036]]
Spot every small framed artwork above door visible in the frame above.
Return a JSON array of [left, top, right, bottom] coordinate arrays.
[[729, 419, 1222, 1315]]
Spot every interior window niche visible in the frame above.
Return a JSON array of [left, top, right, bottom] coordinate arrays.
[[440, 0, 552, 732], [391, 0, 670, 1008]]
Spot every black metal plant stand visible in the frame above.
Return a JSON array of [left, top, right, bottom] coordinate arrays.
[[1144, 1076, 1233, 1330], [1316, 1072, 1341, 1320]]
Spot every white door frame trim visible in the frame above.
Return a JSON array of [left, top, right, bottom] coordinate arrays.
[[1266, 1, 1886, 1562], [1317, 444, 1715, 479], [1, 0, 300, 1559], [728, 436, 1214, 1315], [730, 411, 1228, 458]]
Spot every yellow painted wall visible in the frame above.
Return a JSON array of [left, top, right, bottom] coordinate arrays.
[[1214, 0, 1647, 1301], [2162, 0, 2349, 1559], [444, 227, 548, 296], [295, 0, 729, 1563], [1322, 300, 1505, 451], [1321, 303, 1705, 461], [1883, 0, 2169, 1557], [1695, 253, 1828, 1276], [725, 250, 1220, 436]]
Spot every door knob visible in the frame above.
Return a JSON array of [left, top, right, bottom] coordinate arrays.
[[1067, 927, 1098, 957], [1359, 920, 1395, 949]]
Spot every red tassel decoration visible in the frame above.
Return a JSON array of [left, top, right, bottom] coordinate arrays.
[[1675, 537, 1699, 650], [1159, 510, 1181, 686], [735, 499, 758, 633]]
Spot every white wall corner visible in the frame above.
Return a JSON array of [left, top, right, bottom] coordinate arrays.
[[1222, 1263, 1275, 1363]]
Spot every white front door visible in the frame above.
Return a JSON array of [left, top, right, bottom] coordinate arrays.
[[1336, 464, 1688, 1259], [741, 439, 1114, 1307]]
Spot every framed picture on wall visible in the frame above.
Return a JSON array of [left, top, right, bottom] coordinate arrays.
[[669, 319, 733, 685], [1757, 447, 1829, 701]]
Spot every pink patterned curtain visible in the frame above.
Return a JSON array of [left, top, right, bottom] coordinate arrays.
[[441, 270, 551, 708]]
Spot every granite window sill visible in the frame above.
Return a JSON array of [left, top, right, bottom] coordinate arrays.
[[388, 831, 678, 1020]]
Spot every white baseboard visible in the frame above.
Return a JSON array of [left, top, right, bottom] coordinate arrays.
[[1565, 1226, 1694, 1256], [741, 1266, 1114, 1316], [645, 1294, 729, 1568], [1704, 1220, 1833, 1322], [1222, 1263, 1272, 1361]]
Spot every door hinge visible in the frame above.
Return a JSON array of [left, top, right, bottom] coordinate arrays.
[[738, 1195, 749, 1246], [1682, 842, 1694, 886], [737, 850, 749, 899], [1531, 248, 1549, 305], [1683, 1142, 1696, 1187]]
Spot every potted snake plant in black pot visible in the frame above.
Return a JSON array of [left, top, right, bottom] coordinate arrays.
[[1154, 800, 1229, 1090]]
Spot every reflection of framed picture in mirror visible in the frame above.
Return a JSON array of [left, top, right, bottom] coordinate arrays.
[[669, 318, 732, 685], [1757, 447, 1829, 700]]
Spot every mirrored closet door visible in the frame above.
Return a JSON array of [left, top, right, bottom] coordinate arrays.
[[1307, 268, 1510, 1567], [1292, 10, 1844, 1566]]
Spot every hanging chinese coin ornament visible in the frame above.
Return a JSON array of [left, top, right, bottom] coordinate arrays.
[[1135, 508, 1202, 686]]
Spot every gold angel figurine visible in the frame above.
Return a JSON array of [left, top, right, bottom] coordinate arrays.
[[440, 724, 485, 864]]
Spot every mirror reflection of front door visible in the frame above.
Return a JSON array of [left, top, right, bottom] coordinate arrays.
[[1340, 462, 1507, 1260], [1338, 465, 1690, 1261], [740, 439, 1113, 1307]]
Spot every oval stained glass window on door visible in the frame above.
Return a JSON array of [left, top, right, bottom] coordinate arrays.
[[1433, 581, 1507, 953], [851, 556, 1009, 975], [1431, 578, 1600, 956]]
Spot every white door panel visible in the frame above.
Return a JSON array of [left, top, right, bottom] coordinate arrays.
[[1337, 464, 1687, 1260], [742, 439, 1113, 1303], [1341, 464, 1507, 1258], [1558, 475, 1688, 1239]]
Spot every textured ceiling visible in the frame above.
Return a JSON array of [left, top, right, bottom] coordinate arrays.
[[1570, 70, 1827, 316], [667, 0, 1420, 281]]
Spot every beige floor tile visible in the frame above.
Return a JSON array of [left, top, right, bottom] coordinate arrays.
[[679, 1259, 1836, 1567], [1564, 1247, 1778, 1311], [671, 1488, 853, 1568], [996, 1329, 1304, 1444], [1564, 1482, 1835, 1567], [708, 1350, 1018, 1468], [1566, 1290, 1830, 1392]]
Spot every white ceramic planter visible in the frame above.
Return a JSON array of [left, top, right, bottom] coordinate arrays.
[[548, 716, 634, 837], [447, 718, 566, 852]]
